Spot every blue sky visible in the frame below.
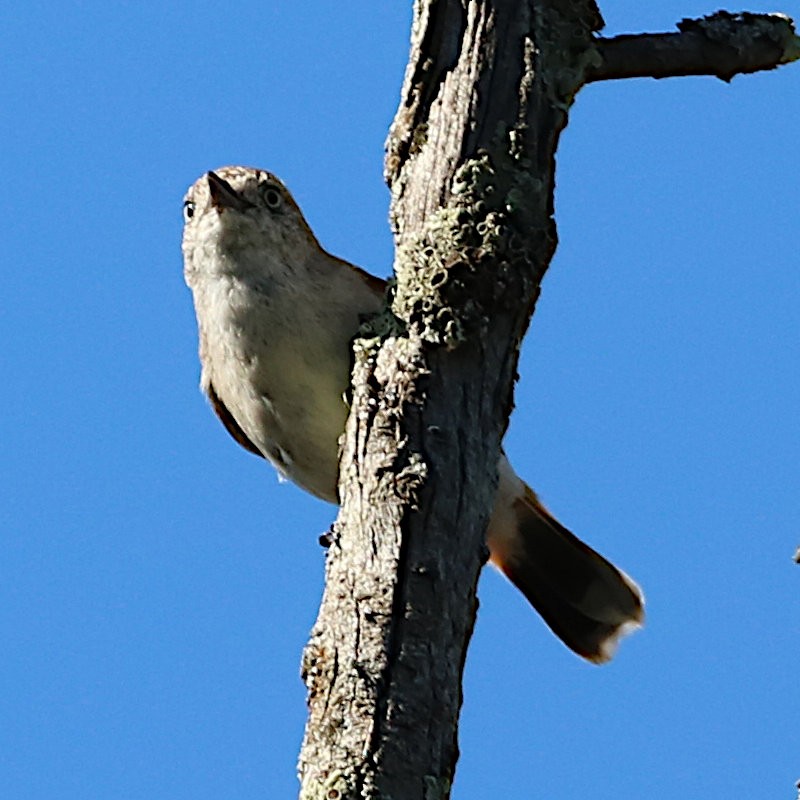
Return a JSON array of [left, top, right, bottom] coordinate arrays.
[[2, 2, 798, 798]]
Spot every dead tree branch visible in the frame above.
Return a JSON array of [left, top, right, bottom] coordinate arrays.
[[296, 4, 797, 799], [589, 11, 800, 83]]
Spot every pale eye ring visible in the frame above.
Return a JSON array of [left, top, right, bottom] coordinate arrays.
[[262, 186, 282, 211], [183, 200, 196, 222]]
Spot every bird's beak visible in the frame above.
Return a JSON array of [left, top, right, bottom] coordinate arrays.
[[207, 171, 252, 212]]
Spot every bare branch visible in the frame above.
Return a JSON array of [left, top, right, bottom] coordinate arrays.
[[298, 2, 603, 797], [589, 11, 800, 83], [295, 3, 798, 798]]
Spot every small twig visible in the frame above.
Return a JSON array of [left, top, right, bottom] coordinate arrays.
[[588, 11, 800, 83]]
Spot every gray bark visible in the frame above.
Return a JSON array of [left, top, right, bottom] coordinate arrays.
[[589, 12, 800, 83], [297, 4, 799, 799]]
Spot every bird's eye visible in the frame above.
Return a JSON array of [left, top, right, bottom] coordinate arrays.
[[262, 186, 282, 211], [183, 200, 195, 222]]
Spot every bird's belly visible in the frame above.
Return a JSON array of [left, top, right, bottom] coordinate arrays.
[[215, 343, 348, 503], [255, 383, 345, 503]]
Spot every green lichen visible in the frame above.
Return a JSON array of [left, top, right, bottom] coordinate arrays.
[[533, 5, 603, 108], [299, 770, 353, 800], [392, 142, 546, 348], [357, 297, 407, 352]]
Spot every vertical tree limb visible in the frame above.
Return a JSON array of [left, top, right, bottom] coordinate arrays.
[[298, 3, 600, 797], [296, 3, 798, 798]]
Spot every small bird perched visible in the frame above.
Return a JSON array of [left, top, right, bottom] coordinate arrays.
[[182, 166, 644, 663]]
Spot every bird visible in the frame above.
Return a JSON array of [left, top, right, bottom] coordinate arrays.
[[181, 165, 644, 663]]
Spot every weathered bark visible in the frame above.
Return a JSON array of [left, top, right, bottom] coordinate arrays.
[[297, 4, 798, 799], [589, 12, 800, 83]]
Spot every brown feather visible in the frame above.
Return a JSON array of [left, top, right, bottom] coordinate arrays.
[[206, 383, 264, 458], [493, 486, 643, 663]]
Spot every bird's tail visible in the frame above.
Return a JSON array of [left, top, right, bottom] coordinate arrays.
[[488, 469, 644, 663]]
